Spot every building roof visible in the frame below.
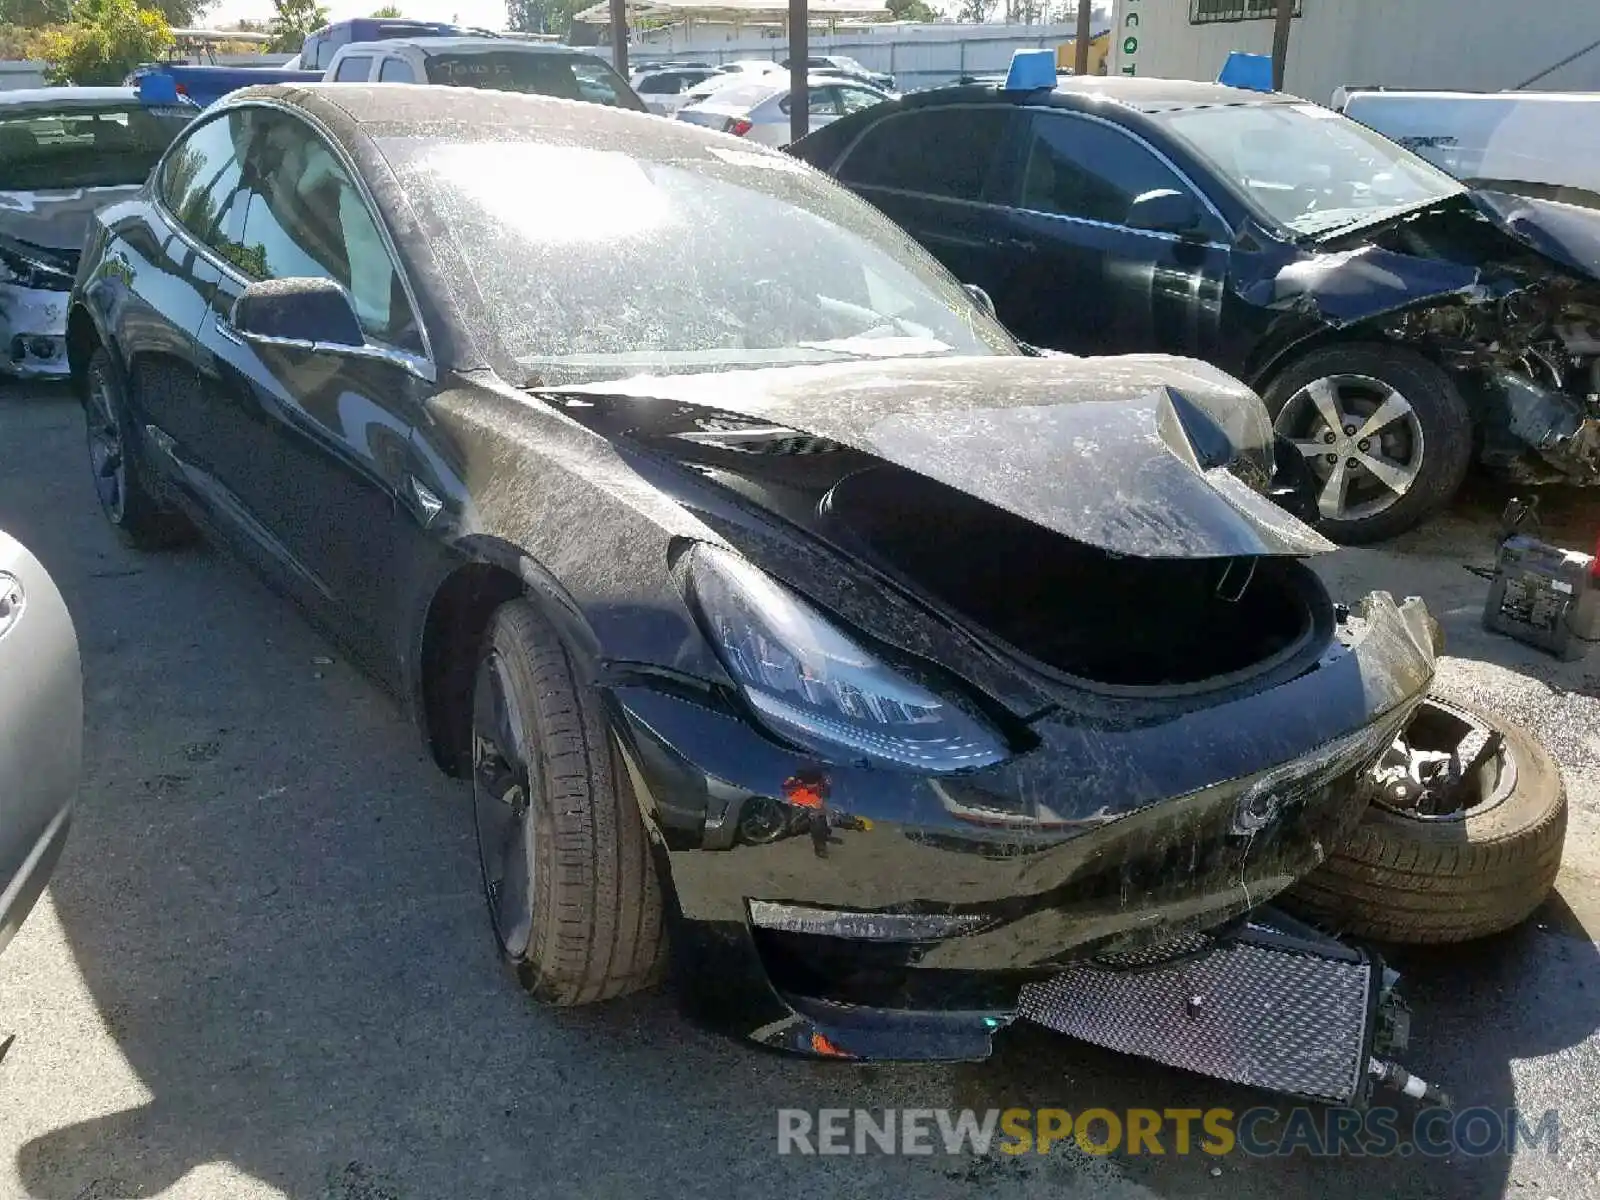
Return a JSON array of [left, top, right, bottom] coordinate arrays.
[[343, 35, 601, 55]]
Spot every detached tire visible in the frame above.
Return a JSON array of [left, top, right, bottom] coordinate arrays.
[[470, 599, 667, 1004], [83, 346, 192, 550], [1289, 696, 1566, 944], [1263, 343, 1473, 544]]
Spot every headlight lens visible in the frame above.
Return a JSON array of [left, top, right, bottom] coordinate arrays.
[[687, 544, 1006, 772]]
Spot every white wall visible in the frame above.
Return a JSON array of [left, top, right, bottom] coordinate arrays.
[[0, 61, 48, 91], [1109, 0, 1600, 104]]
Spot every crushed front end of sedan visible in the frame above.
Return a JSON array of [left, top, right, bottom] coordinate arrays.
[[1261, 189, 1600, 488], [538, 353, 1440, 1084]]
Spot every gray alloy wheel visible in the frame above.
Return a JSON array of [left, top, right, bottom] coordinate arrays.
[[1274, 372, 1426, 524], [85, 355, 128, 526], [81, 347, 192, 550]]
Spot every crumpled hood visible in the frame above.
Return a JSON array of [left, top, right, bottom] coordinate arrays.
[[1468, 188, 1600, 282], [0, 186, 140, 253], [549, 354, 1335, 560]]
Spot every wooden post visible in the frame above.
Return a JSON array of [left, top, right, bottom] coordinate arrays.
[[1270, 0, 1292, 91], [1073, 0, 1092, 75], [789, 0, 808, 145], [610, 0, 629, 78]]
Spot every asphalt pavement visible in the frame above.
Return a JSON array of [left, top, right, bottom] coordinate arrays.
[[1, 381, 1597, 1200]]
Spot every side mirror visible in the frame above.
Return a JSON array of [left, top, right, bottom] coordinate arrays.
[[963, 282, 997, 319], [230, 276, 364, 350], [1126, 188, 1203, 236]]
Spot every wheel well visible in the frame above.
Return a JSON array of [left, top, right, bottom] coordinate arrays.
[[420, 561, 526, 777], [65, 306, 101, 400]]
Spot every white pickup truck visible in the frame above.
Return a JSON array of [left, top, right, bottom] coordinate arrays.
[[1334, 87, 1600, 208], [323, 36, 646, 112]]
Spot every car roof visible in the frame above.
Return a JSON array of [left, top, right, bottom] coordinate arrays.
[[340, 35, 594, 56], [900, 75, 1302, 114], [0, 86, 146, 110], [227, 81, 734, 148]]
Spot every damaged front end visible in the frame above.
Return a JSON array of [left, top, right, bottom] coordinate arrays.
[[0, 233, 76, 380], [534, 355, 1441, 1086], [1277, 192, 1600, 486]]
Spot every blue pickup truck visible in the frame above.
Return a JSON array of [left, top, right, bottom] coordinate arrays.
[[124, 61, 323, 109]]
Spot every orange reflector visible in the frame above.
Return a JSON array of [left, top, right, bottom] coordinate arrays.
[[782, 774, 827, 810], [810, 1031, 851, 1058]]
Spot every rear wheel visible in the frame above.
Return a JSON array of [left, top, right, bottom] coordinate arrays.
[[1264, 344, 1472, 544], [470, 599, 667, 1004], [83, 347, 191, 550]]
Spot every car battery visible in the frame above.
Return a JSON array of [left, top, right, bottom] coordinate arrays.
[[1482, 533, 1600, 660]]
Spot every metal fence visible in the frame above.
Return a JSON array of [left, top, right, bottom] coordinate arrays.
[[630, 25, 1087, 90]]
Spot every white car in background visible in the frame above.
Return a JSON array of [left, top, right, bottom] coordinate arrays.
[[675, 74, 890, 147], [632, 66, 720, 116]]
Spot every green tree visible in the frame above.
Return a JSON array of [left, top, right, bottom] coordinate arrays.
[[370, 3, 402, 13], [885, 0, 937, 19], [268, 0, 328, 52], [35, 0, 174, 85], [0, 0, 72, 29], [505, 0, 584, 36]]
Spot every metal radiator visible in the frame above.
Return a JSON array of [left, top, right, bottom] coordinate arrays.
[[1017, 910, 1382, 1105]]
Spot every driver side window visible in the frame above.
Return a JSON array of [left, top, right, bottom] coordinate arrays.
[[231, 112, 424, 355], [1019, 113, 1217, 236]]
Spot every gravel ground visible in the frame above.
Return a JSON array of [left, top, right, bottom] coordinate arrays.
[[0, 381, 1597, 1200]]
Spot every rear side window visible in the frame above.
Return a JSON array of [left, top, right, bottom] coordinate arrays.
[[378, 57, 415, 82], [158, 110, 250, 253], [1018, 112, 1195, 226], [837, 107, 1012, 202], [637, 73, 682, 95], [332, 54, 373, 81]]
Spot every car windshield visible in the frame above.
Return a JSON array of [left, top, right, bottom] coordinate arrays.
[[423, 51, 645, 111], [1153, 101, 1465, 238], [380, 136, 1016, 385], [0, 103, 194, 191], [690, 81, 778, 108]]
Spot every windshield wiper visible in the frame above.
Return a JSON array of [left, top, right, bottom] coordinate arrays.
[[1298, 193, 1463, 242]]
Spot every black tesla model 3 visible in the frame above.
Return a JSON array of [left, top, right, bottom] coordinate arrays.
[[66, 83, 1438, 1062]]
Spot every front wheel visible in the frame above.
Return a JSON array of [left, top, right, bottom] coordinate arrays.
[[83, 347, 192, 550], [1263, 344, 1473, 544], [470, 599, 667, 1005]]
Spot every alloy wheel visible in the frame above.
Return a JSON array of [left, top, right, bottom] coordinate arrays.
[[85, 364, 127, 525], [471, 652, 537, 959], [1274, 374, 1425, 523]]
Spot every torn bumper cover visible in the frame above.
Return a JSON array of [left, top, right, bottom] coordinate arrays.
[[0, 282, 69, 379], [609, 590, 1439, 1072]]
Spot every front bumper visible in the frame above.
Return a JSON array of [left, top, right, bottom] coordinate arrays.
[[0, 283, 70, 379], [608, 591, 1438, 1063]]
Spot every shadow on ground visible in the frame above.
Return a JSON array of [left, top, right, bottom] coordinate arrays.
[[2, 386, 1597, 1199]]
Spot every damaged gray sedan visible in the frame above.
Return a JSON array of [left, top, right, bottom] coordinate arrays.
[[0, 86, 195, 380]]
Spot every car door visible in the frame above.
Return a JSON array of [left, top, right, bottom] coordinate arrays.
[[987, 110, 1231, 357], [119, 109, 254, 484], [191, 108, 431, 682], [831, 105, 1021, 304]]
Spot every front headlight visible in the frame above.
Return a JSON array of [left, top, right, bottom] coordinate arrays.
[[686, 543, 1007, 773]]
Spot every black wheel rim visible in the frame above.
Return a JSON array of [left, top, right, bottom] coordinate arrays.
[[471, 652, 537, 959], [85, 364, 127, 524]]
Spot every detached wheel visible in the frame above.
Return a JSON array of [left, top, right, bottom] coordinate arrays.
[[1289, 695, 1566, 944], [471, 599, 667, 1004], [83, 347, 192, 550], [1264, 344, 1472, 544]]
